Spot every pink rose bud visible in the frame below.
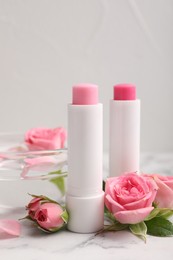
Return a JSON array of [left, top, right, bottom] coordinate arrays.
[[26, 195, 68, 233], [105, 173, 158, 224], [34, 203, 67, 232], [25, 127, 67, 150]]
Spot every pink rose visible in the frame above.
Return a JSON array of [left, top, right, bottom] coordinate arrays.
[[152, 174, 173, 208], [26, 195, 68, 232], [105, 173, 158, 224], [25, 127, 67, 150]]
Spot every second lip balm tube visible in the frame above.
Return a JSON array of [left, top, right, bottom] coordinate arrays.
[[66, 84, 104, 233], [109, 84, 140, 177]]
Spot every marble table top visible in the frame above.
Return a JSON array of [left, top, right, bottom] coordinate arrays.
[[1, 153, 173, 260]]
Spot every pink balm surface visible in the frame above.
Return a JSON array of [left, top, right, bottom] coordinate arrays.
[[114, 84, 136, 100], [73, 84, 98, 105]]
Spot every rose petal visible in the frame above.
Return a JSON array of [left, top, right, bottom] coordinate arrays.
[[124, 194, 149, 210], [21, 153, 67, 179], [164, 180, 173, 190], [105, 177, 121, 201], [24, 156, 57, 169], [105, 194, 124, 213], [126, 174, 150, 193], [153, 174, 173, 188], [27, 197, 41, 212], [114, 207, 154, 224], [0, 219, 21, 237], [154, 176, 173, 208], [124, 189, 157, 210]]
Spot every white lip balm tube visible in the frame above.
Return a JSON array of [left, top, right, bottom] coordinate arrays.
[[109, 84, 140, 177], [66, 84, 104, 233]]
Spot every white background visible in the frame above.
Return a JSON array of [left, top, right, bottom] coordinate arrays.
[[0, 0, 172, 152]]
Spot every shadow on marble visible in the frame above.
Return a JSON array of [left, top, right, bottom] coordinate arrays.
[[0, 206, 25, 219]]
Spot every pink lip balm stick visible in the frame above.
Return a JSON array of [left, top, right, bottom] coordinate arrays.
[[109, 84, 140, 177], [66, 84, 104, 233]]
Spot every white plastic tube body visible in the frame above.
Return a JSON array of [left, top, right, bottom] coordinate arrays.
[[66, 103, 104, 233], [109, 100, 140, 177]]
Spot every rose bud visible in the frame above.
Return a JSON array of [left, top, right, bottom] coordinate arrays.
[[34, 203, 68, 232], [26, 195, 68, 233]]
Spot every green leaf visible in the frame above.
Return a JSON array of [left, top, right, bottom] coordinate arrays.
[[28, 193, 59, 205], [129, 222, 147, 243], [49, 176, 65, 196], [37, 224, 64, 233], [48, 170, 66, 196], [152, 202, 159, 208], [145, 217, 173, 237], [145, 208, 161, 221], [60, 210, 69, 224], [145, 208, 173, 221], [19, 215, 33, 221], [156, 209, 173, 219], [48, 224, 66, 233], [48, 170, 64, 176], [104, 208, 118, 224]]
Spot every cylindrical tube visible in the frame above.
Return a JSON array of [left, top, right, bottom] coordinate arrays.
[[109, 84, 140, 177], [66, 84, 104, 233]]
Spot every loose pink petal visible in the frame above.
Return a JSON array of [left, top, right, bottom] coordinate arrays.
[[21, 153, 67, 179], [114, 207, 154, 224], [21, 157, 58, 179], [24, 155, 66, 172], [21, 167, 29, 178], [0, 219, 21, 237], [0, 153, 8, 159]]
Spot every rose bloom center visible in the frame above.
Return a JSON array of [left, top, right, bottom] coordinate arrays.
[[114, 179, 145, 203], [37, 210, 47, 222]]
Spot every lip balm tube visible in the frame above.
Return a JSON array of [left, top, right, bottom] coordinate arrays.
[[109, 84, 140, 177], [66, 84, 104, 233]]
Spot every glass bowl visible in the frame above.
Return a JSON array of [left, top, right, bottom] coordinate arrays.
[[0, 133, 67, 215], [0, 133, 67, 180]]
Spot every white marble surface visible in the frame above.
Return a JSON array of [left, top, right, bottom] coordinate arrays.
[[1, 153, 173, 260]]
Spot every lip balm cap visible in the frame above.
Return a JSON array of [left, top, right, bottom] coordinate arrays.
[[113, 84, 136, 100], [72, 84, 98, 105]]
